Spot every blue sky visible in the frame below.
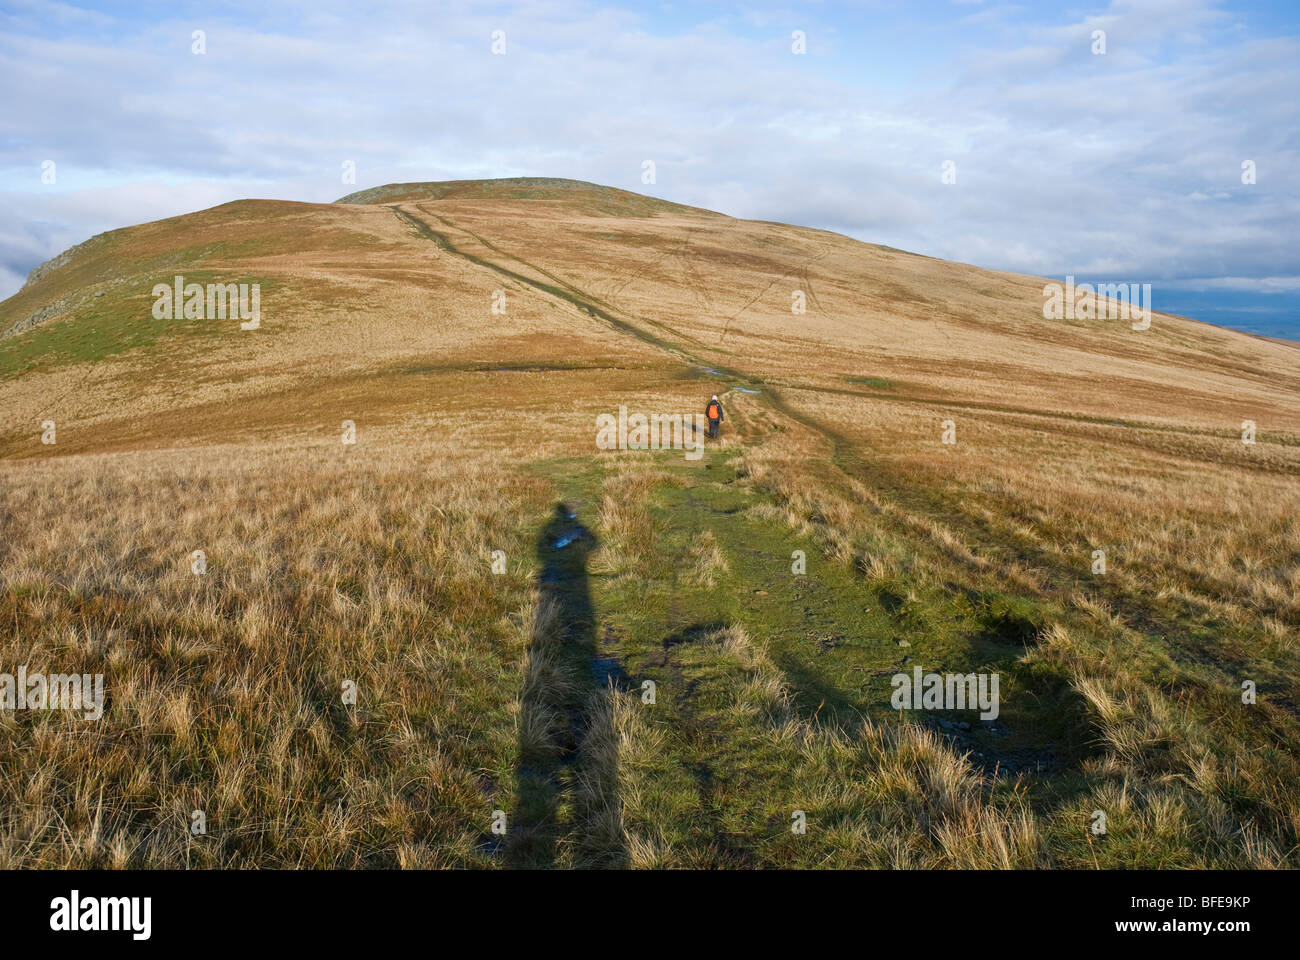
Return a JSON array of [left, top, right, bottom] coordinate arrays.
[[2, 0, 1297, 337]]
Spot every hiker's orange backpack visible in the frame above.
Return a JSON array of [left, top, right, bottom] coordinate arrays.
[[707, 403, 719, 419]]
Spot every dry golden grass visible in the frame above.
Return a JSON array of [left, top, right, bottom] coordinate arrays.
[[684, 530, 729, 587], [0, 437, 553, 867], [728, 382, 1300, 867], [606, 622, 1046, 868], [2, 178, 1297, 868]]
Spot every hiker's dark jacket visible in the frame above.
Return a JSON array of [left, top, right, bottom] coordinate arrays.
[[705, 400, 725, 422]]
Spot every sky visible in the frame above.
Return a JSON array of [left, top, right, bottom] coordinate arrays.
[[1, 0, 1297, 338]]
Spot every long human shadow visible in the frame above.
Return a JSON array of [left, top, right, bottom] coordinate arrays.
[[507, 503, 627, 868]]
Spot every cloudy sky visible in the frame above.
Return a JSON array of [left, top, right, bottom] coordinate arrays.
[[2, 0, 1297, 335]]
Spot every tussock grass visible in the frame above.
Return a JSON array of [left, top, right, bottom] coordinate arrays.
[[3, 178, 1297, 869], [685, 530, 729, 587], [593, 461, 674, 577], [0, 442, 547, 868], [607, 624, 1045, 868], [726, 393, 1300, 867]]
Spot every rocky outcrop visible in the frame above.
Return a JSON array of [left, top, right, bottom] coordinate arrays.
[[22, 236, 98, 290], [2, 294, 86, 339], [4, 234, 116, 339]]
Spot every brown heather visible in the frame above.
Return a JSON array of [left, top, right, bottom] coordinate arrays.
[[0, 178, 1296, 867]]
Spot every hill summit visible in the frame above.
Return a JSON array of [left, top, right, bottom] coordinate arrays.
[[1, 176, 1296, 458]]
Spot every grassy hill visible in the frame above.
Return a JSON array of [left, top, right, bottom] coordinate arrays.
[[1, 178, 1297, 868]]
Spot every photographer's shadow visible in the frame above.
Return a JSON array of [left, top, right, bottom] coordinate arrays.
[[506, 503, 626, 868]]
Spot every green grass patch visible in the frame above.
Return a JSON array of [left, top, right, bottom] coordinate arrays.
[[845, 375, 894, 390], [0, 273, 286, 380]]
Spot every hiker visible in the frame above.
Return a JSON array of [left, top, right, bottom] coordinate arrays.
[[705, 394, 724, 439]]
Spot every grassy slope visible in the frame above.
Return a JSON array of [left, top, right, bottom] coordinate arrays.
[[0, 178, 1296, 867]]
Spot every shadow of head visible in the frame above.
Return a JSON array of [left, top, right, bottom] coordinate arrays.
[[537, 502, 598, 580]]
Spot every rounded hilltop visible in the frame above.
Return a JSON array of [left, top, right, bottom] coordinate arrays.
[[335, 177, 722, 218]]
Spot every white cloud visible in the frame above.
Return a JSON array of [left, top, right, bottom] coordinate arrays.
[[1176, 276, 1300, 293], [0, 0, 1295, 320]]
